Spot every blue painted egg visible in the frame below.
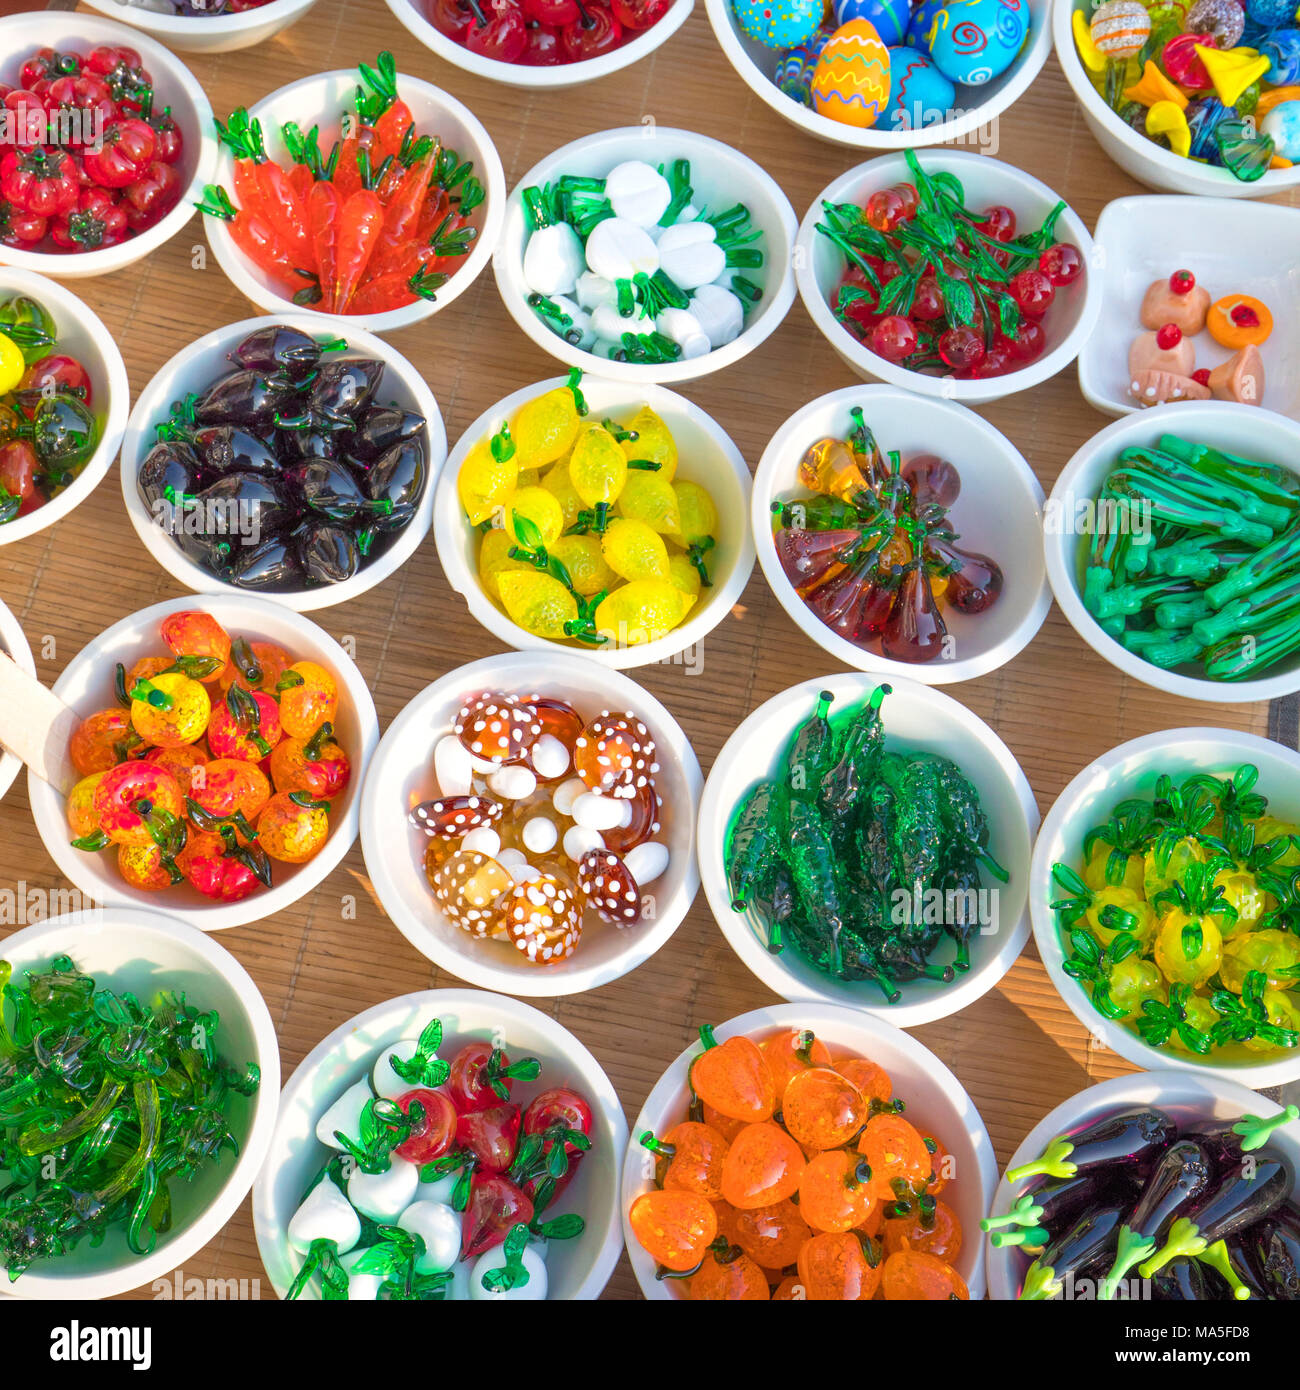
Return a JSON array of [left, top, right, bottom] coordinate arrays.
[[776, 26, 835, 102], [1245, 0, 1297, 28], [810, 19, 892, 126], [731, 0, 823, 49], [906, 0, 948, 46], [878, 46, 958, 128], [1262, 99, 1300, 158], [831, 0, 911, 45], [923, 0, 1030, 85], [1262, 28, 1300, 85]]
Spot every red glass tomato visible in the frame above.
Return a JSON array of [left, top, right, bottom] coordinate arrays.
[[82, 117, 155, 189], [21, 354, 92, 404], [394, 1088, 458, 1165], [0, 145, 79, 216]]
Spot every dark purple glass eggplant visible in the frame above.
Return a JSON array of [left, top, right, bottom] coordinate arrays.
[[1149, 1257, 1224, 1301], [1019, 1205, 1128, 1300], [300, 521, 360, 585], [194, 425, 281, 479], [228, 326, 329, 381], [1237, 1202, 1300, 1299], [351, 404, 426, 461], [1006, 1108, 1178, 1185], [289, 460, 372, 521], [1140, 1148, 1293, 1288], [1182, 1108, 1299, 1176], [310, 358, 385, 423], [1099, 1140, 1214, 1300], [138, 441, 201, 509], [193, 369, 296, 429], [231, 533, 306, 591], [363, 438, 426, 532], [194, 472, 293, 540], [277, 425, 353, 463]]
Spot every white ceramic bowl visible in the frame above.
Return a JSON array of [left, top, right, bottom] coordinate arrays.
[[986, 1070, 1300, 1299], [27, 594, 380, 932], [253, 988, 629, 1300], [1079, 196, 1300, 422], [795, 150, 1101, 405], [434, 375, 755, 670], [753, 384, 1051, 684], [623, 1001, 999, 1298], [0, 13, 216, 279], [0, 595, 35, 804], [360, 652, 702, 997], [204, 71, 505, 335], [119, 313, 446, 613], [0, 268, 130, 547], [83, 0, 320, 53], [0, 907, 279, 1298], [1044, 401, 1300, 704], [383, 0, 694, 90], [492, 126, 797, 386], [1052, 0, 1300, 199], [697, 672, 1038, 1028], [705, 0, 1052, 151], [1030, 727, 1300, 1090]]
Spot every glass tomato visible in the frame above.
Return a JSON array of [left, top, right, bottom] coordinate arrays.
[[69, 708, 140, 776], [160, 610, 231, 682], [628, 1189, 716, 1271], [206, 689, 282, 762], [221, 640, 288, 694], [394, 1088, 458, 1165], [117, 841, 174, 891], [719, 1122, 805, 1209], [188, 757, 270, 825], [456, 1102, 521, 1172], [268, 729, 351, 799], [689, 1031, 776, 1123], [0, 145, 79, 216], [256, 789, 329, 864], [129, 672, 210, 749], [90, 761, 183, 847], [278, 660, 338, 738], [82, 117, 155, 189]]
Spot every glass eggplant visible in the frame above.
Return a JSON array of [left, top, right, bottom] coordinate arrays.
[[193, 369, 298, 429], [228, 325, 341, 382], [1005, 1107, 1178, 1185], [1018, 1204, 1129, 1301], [1236, 1201, 1300, 1300]]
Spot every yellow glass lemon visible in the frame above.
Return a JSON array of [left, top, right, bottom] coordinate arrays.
[[540, 460, 584, 530], [497, 571, 579, 641], [458, 434, 518, 526], [478, 528, 530, 601], [549, 534, 616, 598], [617, 470, 682, 534], [602, 517, 669, 583], [569, 425, 628, 512], [668, 553, 701, 599], [621, 404, 678, 482], [512, 380, 584, 468], [595, 580, 694, 646], [506, 485, 565, 547]]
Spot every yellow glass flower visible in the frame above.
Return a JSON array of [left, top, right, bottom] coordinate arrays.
[[1146, 100, 1192, 157], [1196, 45, 1270, 109]]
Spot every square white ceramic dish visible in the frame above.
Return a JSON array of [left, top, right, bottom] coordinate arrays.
[[1078, 196, 1300, 422]]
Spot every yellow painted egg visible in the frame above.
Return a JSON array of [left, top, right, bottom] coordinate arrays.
[[810, 19, 891, 128]]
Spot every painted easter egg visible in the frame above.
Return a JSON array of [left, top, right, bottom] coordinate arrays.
[[776, 26, 835, 101], [1262, 99, 1300, 158], [923, 0, 1029, 86], [1246, 0, 1297, 28], [878, 45, 958, 128], [1262, 29, 1300, 86], [906, 0, 948, 46], [810, 19, 892, 125], [1090, 0, 1152, 59], [732, 0, 823, 49], [831, 0, 911, 45]]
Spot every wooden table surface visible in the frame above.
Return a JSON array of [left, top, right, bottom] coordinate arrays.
[[1, 0, 1297, 1300]]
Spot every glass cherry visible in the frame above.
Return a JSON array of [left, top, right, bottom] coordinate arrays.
[[522, 0, 578, 19], [1169, 268, 1196, 295], [429, 0, 475, 38], [1010, 268, 1055, 317], [561, 3, 623, 59], [1039, 243, 1083, 286], [937, 325, 984, 371], [911, 275, 945, 321], [1008, 319, 1046, 363], [867, 314, 917, 362], [610, 0, 670, 25], [465, 0, 528, 60], [981, 204, 1016, 241], [520, 22, 563, 61]]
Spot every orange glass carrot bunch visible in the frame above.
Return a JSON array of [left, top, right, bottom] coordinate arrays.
[[629, 1025, 967, 1301], [199, 52, 483, 317]]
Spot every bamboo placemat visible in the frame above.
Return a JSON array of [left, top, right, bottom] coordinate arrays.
[[0, 0, 1296, 1299]]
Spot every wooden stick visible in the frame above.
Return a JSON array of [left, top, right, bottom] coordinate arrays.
[[0, 651, 79, 793]]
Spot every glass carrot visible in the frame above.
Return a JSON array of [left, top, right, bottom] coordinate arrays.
[[333, 157, 385, 313], [357, 51, 416, 165], [196, 185, 298, 294], [215, 108, 314, 275]]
